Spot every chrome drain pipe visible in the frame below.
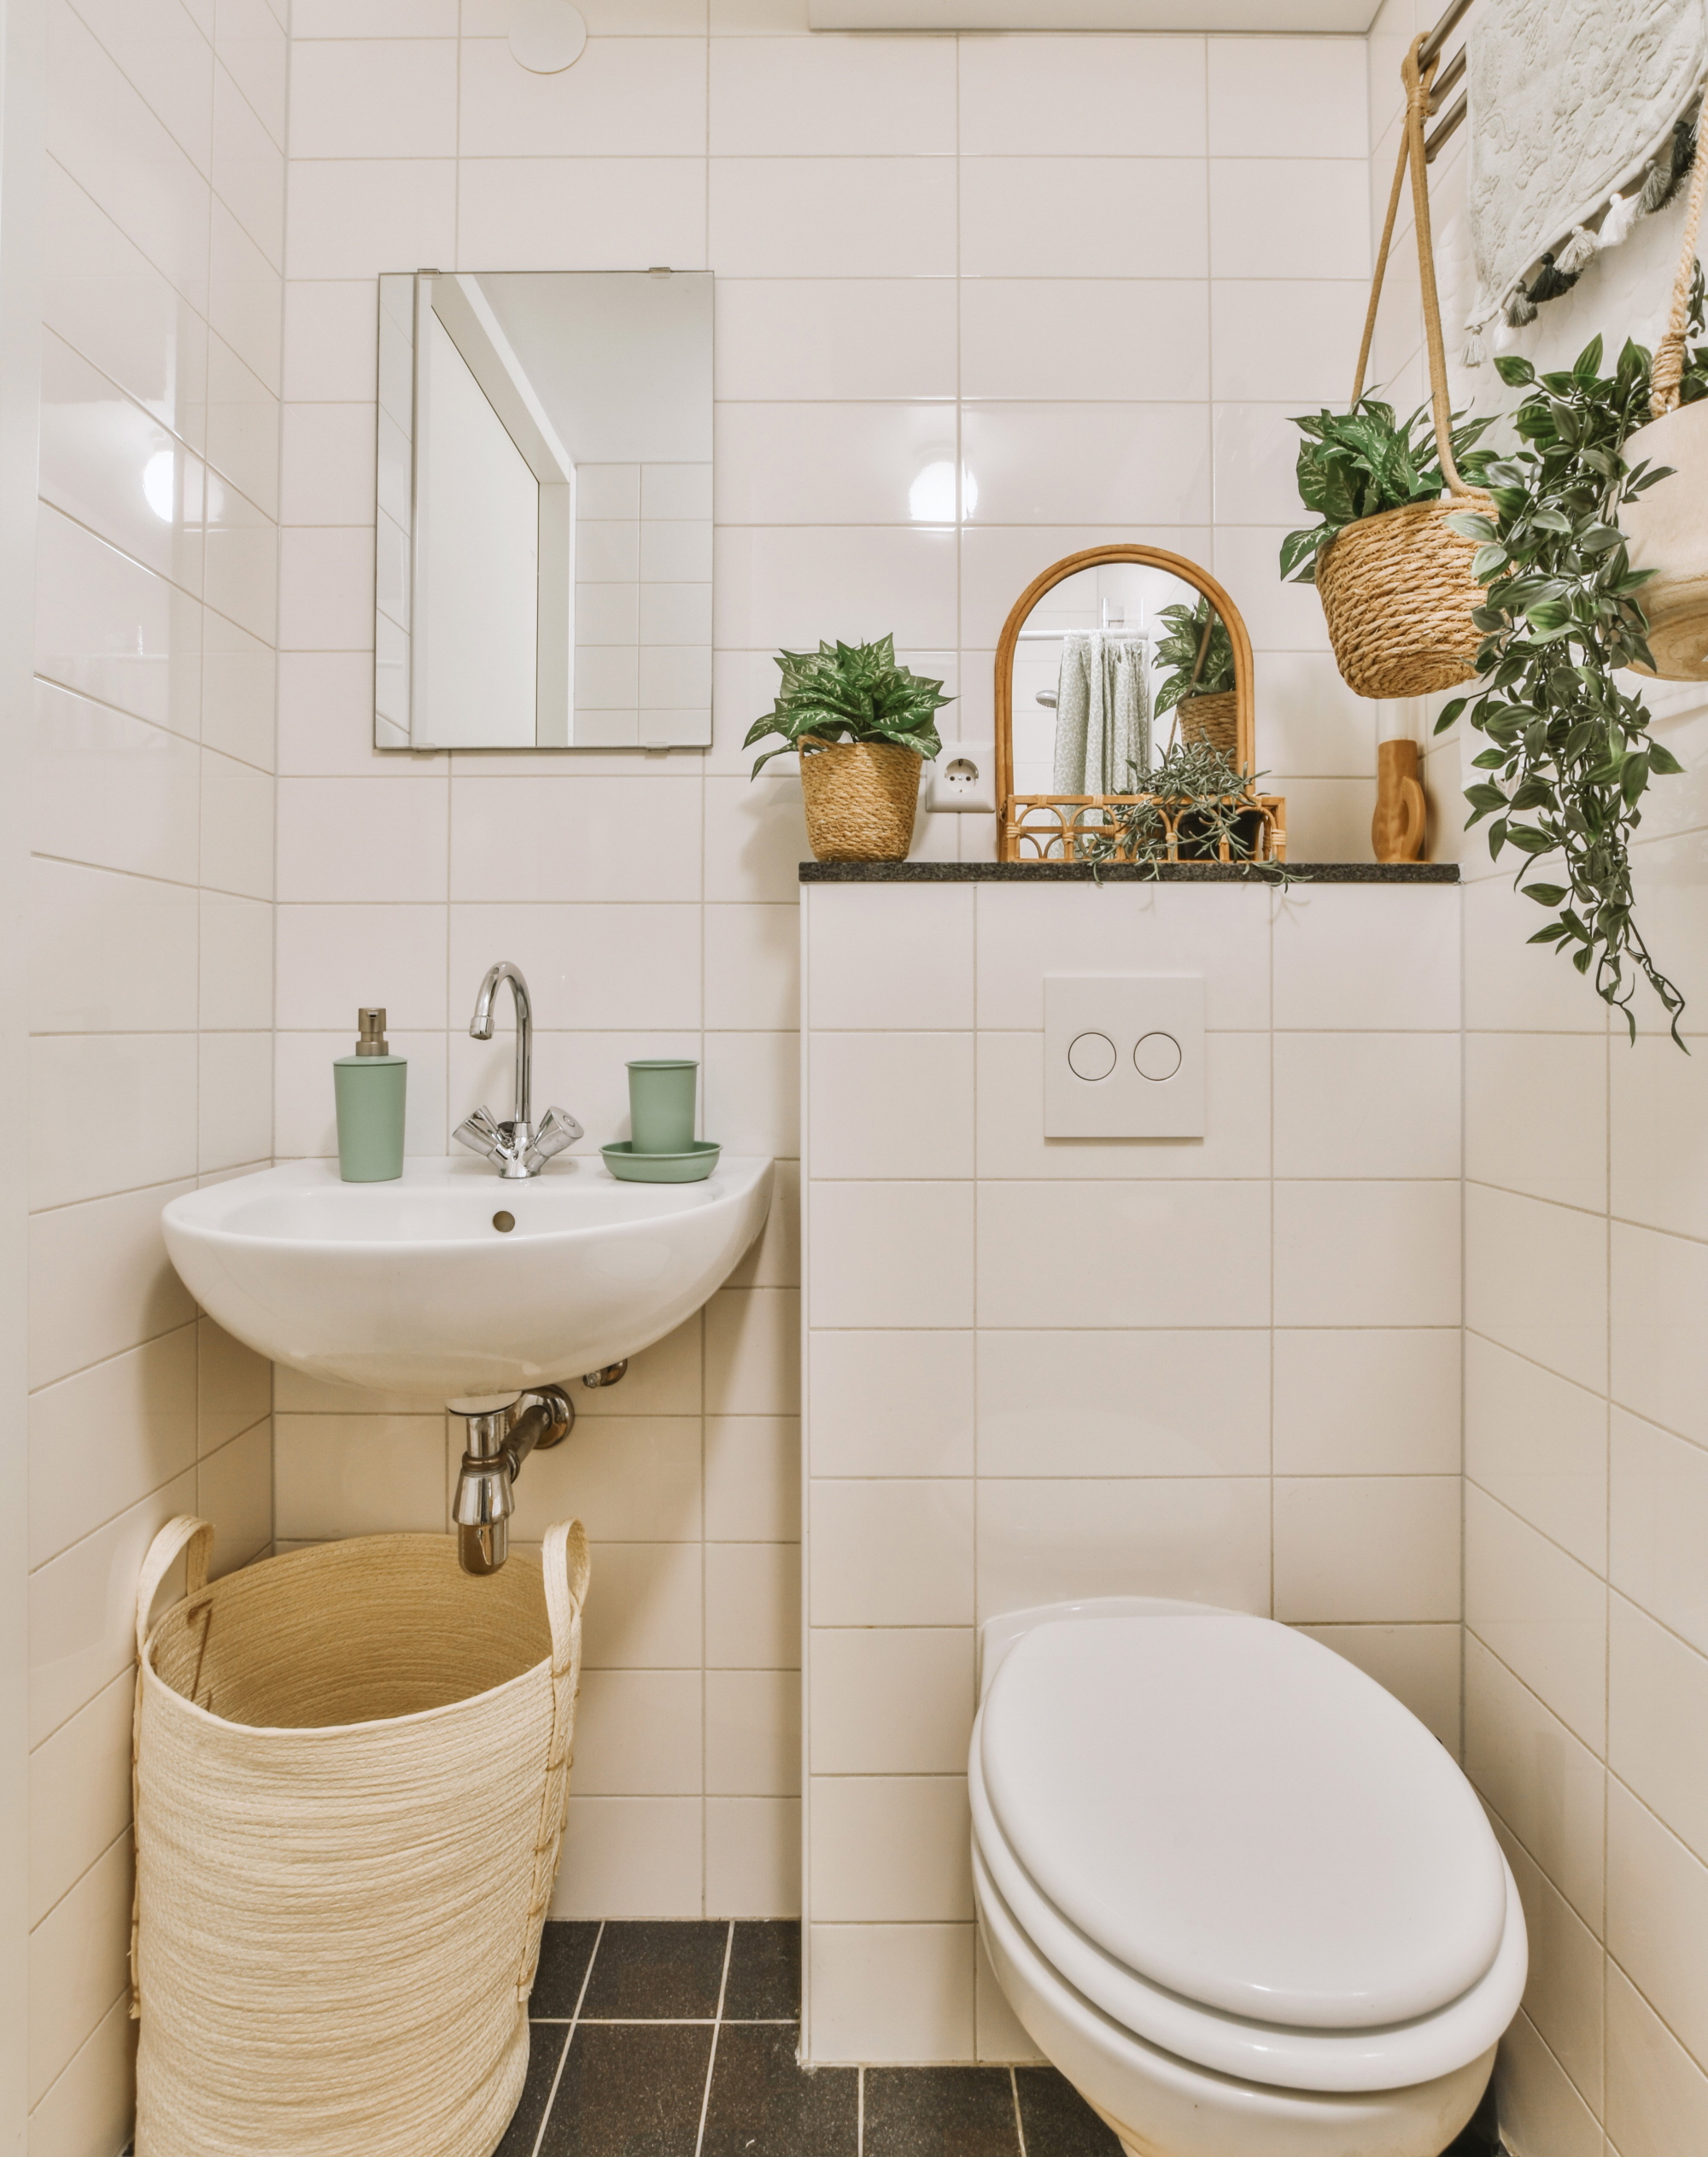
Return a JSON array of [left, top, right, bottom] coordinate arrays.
[[451, 1384, 575, 1575]]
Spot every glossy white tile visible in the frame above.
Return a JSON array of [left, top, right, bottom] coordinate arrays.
[[1466, 1485, 1607, 1751], [977, 1477, 1271, 1619], [1465, 1184, 1607, 1394], [1274, 1329, 1459, 1475], [958, 33, 1205, 156], [1276, 1476, 1459, 1623]]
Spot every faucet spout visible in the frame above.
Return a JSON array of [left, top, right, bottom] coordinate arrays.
[[470, 960, 533, 1127], [454, 962, 583, 1178]]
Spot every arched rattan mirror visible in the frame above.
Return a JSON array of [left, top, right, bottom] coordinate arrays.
[[994, 545, 1284, 864]]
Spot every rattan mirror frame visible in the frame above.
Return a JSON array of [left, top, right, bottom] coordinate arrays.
[[993, 545, 1261, 862]]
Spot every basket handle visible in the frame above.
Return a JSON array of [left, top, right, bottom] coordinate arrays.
[[134, 1515, 214, 1659], [1652, 93, 1708, 416], [542, 1517, 590, 1675], [1352, 37, 1472, 497]]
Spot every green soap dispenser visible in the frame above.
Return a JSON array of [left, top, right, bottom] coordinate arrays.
[[334, 1007, 407, 1181]]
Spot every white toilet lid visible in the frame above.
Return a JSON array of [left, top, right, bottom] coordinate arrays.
[[980, 1614, 1507, 2031]]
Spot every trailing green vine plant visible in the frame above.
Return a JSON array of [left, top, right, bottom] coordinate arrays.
[[1077, 741, 1302, 885], [1436, 335, 1686, 1041]]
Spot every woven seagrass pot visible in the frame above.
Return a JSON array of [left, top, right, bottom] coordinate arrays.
[[798, 737, 921, 862], [1315, 494, 1492, 700], [1623, 399, 1708, 680], [1176, 690, 1239, 757]]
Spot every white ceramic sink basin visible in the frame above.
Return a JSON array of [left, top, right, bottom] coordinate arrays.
[[162, 1154, 774, 1403]]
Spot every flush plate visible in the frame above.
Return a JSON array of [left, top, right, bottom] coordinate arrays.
[[1044, 976, 1205, 1139]]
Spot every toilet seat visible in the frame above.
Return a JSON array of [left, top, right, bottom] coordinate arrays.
[[969, 1611, 1528, 2095]]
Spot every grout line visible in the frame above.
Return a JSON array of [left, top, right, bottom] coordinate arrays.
[[857, 2064, 865, 2157], [1009, 2065, 1027, 2157], [690, 1920, 736, 2157], [527, 1918, 602, 2157]]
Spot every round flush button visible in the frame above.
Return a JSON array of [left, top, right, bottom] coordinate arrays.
[[1135, 1032, 1183, 1082], [1068, 1031, 1118, 1081]]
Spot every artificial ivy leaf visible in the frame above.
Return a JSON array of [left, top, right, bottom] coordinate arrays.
[[1494, 355, 1537, 386], [1650, 741, 1686, 775], [1522, 883, 1568, 905]]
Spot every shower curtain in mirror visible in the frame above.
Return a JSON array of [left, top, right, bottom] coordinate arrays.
[[1051, 632, 1150, 796]]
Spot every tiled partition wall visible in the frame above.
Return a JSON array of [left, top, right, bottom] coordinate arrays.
[[1366, 5, 1708, 2152], [272, 4, 1383, 1927], [799, 877, 1464, 2064], [26, 0, 286, 2147]]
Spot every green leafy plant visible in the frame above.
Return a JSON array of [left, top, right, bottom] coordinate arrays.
[[1435, 335, 1685, 1040], [1152, 597, 1234, 720], [1279, 398, 1497, 584], [744, 634, 951, 777], [1077, 740, 1296, 881]]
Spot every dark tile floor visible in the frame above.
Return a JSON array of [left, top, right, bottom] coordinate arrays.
[[499, 1918, 1122, 2157], [500, 1921, 1505, 2157]]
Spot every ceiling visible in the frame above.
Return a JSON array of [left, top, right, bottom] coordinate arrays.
[[809, 0, 1380, 29]]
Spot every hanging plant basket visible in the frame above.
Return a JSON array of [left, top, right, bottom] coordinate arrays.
[[798, 737, 921, 862], [1619, 119, 1708, 681], [1175, 689, 1240, 757], [1302, 38, 1490, 704], [1315, 494, 1494, 699]]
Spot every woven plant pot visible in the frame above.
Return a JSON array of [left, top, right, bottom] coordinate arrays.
[[1621, 400, 1708, 680], [798, 738, 921, 862], [1176, 690, 1239, 757], [1315, 495, 1491, 700]]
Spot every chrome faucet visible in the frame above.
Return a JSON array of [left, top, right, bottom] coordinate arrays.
[[452, 961, 582, 1178]]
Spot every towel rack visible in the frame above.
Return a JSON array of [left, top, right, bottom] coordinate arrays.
[[1421, 0, 1473, 162]]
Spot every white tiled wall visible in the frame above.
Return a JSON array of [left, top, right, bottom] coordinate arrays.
[[26, 0, 285, 2147], [270, 3, 1383, 1934], [800, 877, 1465, 2064], [1367, 3, 1708, 2149]]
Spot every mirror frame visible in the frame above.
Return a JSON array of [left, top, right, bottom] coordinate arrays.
[[993, 544, 1259, 862]]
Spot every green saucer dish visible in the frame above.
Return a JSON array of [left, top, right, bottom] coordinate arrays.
[[601, 1140, 722, 1184]]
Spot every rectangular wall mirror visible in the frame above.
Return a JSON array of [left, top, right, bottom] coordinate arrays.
[[375, 268, 713, 751]]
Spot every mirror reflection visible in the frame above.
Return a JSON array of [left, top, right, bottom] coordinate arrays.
[[1009, 560, 1239, 799], [375, 269, 712, 752]]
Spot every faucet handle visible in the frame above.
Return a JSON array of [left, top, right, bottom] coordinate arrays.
[[453, 1104, 506, 1160], [524, 1105, 583, 1172]]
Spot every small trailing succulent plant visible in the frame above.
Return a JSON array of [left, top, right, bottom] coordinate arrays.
[[1151, 597, 1235, 721], [1437, 334, 1685, 1040], [1278, 398, 1498, 584], [1077, 740, 1296, 881], [744, 634, 951, 777]]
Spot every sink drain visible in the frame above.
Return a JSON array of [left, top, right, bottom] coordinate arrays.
[[492, 1211, 515, 1233]]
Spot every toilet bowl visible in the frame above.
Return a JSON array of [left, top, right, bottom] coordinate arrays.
[[969, 1599, 1526, 2157]]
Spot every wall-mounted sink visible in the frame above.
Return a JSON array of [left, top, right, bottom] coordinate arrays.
[[163, 1154, 774, 1404]]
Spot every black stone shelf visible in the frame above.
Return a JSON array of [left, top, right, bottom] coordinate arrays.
[[798, 861, 1460, 884]]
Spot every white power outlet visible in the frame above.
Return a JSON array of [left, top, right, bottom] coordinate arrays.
[[927, 740, 997, 813]]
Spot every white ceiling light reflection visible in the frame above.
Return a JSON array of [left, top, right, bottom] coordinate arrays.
[[910, 461, 977, 523], [143, 450, 177, 523]]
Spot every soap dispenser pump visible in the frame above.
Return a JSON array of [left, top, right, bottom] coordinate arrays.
[[333, 1007, 407, 1182]]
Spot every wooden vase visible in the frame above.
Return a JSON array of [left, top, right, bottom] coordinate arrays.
[[1372, 739, 1427, 863]]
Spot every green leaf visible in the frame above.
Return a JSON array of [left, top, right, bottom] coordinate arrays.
[[1522, 882, 1569, 904]]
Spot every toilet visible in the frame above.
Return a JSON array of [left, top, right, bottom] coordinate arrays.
[[970, 1599, 1527, 2157]]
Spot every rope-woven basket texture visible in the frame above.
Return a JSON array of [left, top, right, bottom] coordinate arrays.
[[1315, 496, 1492, 700], [133, 1526, 588, 2157], [1176, 690, 1240, 758], [798, 739, 921, 861]]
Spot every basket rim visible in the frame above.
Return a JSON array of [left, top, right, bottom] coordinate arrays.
[[1319, 486, 1495, 559], [140, 1532, 558, 1741]]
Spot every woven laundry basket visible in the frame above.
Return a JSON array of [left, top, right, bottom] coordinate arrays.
[[798, 735, 921, 861], [131, 1516, 590, 2157]]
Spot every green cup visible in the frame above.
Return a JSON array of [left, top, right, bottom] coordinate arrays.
[[628, 1059, 699, 1154]]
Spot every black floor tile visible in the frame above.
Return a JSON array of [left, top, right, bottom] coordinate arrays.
[[1014, 2068, 1121, 2157], [722, 1920, 801, 2021], [863, 2066, 1021, 2157], [531, 1921, 603, 2019], [537, 2022, 714, 2156], [699, 2022, 857, 2157], [580, 1920, 730, 2020], [494, 2024, 569, 2157]]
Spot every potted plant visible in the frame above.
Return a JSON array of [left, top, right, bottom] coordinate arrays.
[[1152, 596, 1237, 756], [1078, 741, 1288, 874], [1437, 335, 1686, 1039], [746, 634, 951, 863], [1619, 254, 1708, 677], [1280, 397, 1497, 698]]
